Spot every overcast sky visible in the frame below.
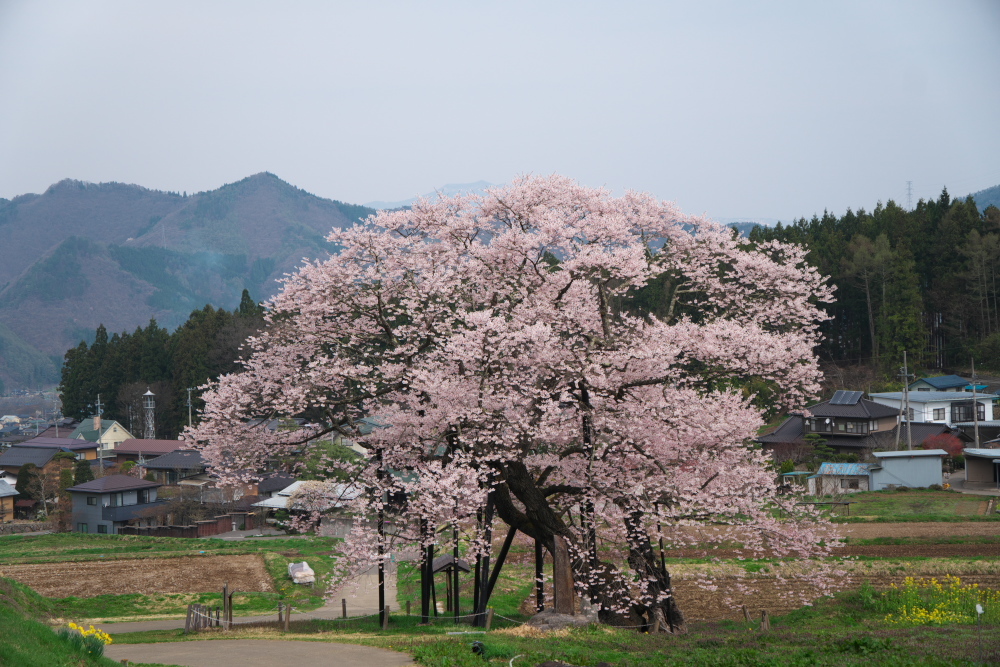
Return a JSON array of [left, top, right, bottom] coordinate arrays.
[[1, 0, 998, 221]]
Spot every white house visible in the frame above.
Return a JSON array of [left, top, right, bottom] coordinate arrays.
[[868, 391, 993, 428], [806, 462, 874, 495], [868, 449, 947, 490]]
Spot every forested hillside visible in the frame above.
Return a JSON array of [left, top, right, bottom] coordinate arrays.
[[749, 189, 1000, 373], [58, 290, 265, 439], [0, 173, 374, 390]]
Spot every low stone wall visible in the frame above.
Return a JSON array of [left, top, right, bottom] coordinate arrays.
[[0, 521, 53, 535]]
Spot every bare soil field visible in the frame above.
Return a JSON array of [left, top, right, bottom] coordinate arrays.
[[839, 521, 1000, 539], [672, 572, 1000, 621], [0, 555, 274, 597], [663, 542, 1000, 559]]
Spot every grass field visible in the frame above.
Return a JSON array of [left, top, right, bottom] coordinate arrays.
[[0, 533, 341, 620], [3, 521, 1000, 665], [800, 488, 1000, 522]]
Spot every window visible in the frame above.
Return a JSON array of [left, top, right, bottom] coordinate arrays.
[[870, 420, 878, 432], [933, 408, 945, 420], [840, 479, 860, 490], [138, 489, 149, 504], [97, 525, 107, 534], [951, 402, 985, 423], [917, 387, 930, 391], [77, 523, 88, 533], [86, 496, 97, 506]]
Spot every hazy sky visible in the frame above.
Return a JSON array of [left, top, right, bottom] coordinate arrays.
[[1, 1, 998, 221]]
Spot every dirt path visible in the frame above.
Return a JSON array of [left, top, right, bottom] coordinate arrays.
[[105, 639, 413, 667], [839, 522, 1000, 539]]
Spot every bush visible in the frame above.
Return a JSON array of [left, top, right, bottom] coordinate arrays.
[[928, 484, 943, 491], [895, 486, 910, 492]]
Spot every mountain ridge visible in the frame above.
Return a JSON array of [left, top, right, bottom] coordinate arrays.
[[0, 173, 375, 390]]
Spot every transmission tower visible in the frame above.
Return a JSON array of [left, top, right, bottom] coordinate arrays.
[[143, 388, 156, 439], [906, 181, 913, 211]]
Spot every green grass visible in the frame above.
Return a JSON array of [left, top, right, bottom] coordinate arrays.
[[804, 489, 998, 522], [108, 590, 1000, 666], [0, 577, 121, 667], [0, 533, 341, 619]]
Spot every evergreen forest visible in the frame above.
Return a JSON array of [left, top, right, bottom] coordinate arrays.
[[58, 290, 265, 439], [747, 189, 1000, 375]]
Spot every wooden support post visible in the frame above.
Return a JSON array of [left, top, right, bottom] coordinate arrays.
[[552, 535, 575, 615], [278, 602, 283, 624], [228, 591, 235, 626], [342, 598, 347, 619], [760, 609, 770, 632], [453, 523, 460, 624], [382, 605, 390, 631], [485, 608, 494, 631], [535, 538, 545, 612], [406, 600, 411, 616], [651, 612, 661, 634], [742, 605, 751, 623], [223, 583, 228, 626], [484, 526, 517, 604], [184, 605, 192, 634], [284, 605, 291, 632]]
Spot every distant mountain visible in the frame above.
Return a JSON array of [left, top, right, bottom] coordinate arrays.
[[365, 181, 495, 210], [0, 173, 375, 390], [967, 184, 1000, 213]]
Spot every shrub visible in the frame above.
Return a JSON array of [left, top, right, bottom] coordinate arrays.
[[928, 484, 943, 491], [896, 486, 910, 492]]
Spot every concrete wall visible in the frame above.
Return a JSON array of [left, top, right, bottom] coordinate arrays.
[[808, 475, 869, 496], [70, 493, 114, 534], [870, 456, 943, 490]]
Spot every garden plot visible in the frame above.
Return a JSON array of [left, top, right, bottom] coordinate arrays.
[[0, 555, 274, 597]]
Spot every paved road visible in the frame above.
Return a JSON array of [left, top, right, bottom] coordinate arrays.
[[105, 639, 414, 667]]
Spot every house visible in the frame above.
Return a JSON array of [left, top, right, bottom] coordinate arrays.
[[0, 445, 65, 480], [66, 475, 167, 535], [252, 480, 359, 511], [70, 416, 134, 453], [0, 480, 16, 522], [868, 449, 947, 490], [962, 448, 1000, 487], [143, 449, 206, 485], [257, 473, 297, 499], [909, 375, 986, 393], [114, 439, 186, 465], [807, 462, 874, 495], [868, 391, 994, 428], [18, 437, 101, 461], [35, 419, 82, 439], [758, 390, 901, 455]]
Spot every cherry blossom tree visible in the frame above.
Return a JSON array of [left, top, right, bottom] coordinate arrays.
[[190, 175, 841, 632]]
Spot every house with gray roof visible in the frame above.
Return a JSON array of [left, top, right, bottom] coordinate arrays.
[[143, 449, 206, 485], [806, 462, 874, 495], [909, 375, 988, 393], [66, 475, 167, 535], [0, 479, 16, 522], [962, 448, 1000, 487], [869, 449, 947, 490], [869, 391, 994, 428]]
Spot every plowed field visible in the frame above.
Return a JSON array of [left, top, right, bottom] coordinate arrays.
[[0, 555, 274, 598]]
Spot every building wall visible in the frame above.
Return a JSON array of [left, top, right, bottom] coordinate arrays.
[[0, 496, 14, 522], [870, 457, 943, 490], [70, 493, 113, 534], [965, 457, 997, 484], [808, 475, 869, 495]]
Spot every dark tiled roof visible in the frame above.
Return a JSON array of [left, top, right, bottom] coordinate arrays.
[[116, 439, 186, 456], [144, 449, 205, 470], [258, 473, 297, 494], [809, 398, 899, 419], [19, 437, 97, 450], [0, 446, 59, 468], [759, 417, 960, 451], [67, 474, 160, 493]]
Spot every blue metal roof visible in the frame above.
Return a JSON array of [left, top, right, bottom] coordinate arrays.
[[815, 462, 872, 476], [914, 375, 971, 390]]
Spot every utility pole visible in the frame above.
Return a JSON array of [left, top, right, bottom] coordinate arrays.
[[896, 353, 914, 450], [186, 387, 195, 428], [94, 394, 105, 476], [971, 358, 981, 448]]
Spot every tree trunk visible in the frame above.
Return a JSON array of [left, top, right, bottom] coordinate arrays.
[[490, 460, 686, 631]]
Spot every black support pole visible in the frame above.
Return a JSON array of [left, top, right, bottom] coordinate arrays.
[[453, 523, 460, 624], [484, 526, 517, 603], [535, 538, 545, 612], [474, 492, 495, 627]]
